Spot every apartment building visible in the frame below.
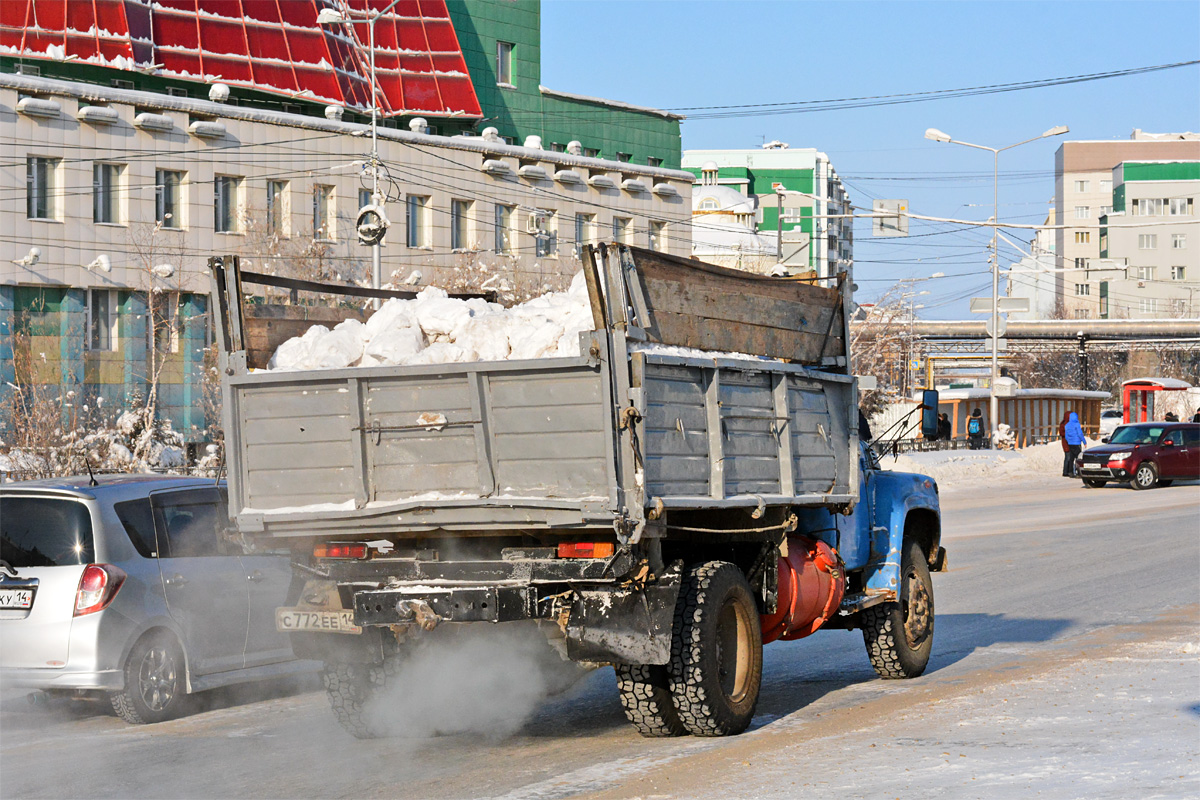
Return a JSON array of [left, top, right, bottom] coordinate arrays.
[[681, 144, 853, 278], [0, 1, 692, 446], [1053, 130, 1199, 317]]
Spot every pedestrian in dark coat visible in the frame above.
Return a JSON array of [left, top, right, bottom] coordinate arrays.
[[1063, 411, 1086, 477], [937, 413, 952, 443]]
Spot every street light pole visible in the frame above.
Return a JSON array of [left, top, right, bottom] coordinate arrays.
[[925, 125, 1068, 434], [318, 0, 405, 307]]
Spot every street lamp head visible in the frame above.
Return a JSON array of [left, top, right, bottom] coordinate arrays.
[[924, 128, 952, 143], [315, 9, 348, 24], [1042, 125, 1069, 138]]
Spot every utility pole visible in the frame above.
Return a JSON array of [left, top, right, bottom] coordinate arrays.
[[1077, 333, 1090, 391]]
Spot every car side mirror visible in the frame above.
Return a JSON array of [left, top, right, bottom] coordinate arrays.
[[1100, 436, 1110, 443]]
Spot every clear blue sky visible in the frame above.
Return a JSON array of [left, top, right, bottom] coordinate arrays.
[[542, 1, 1200, 318]]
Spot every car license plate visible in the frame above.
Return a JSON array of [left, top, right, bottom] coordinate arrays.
[[1081, 463, 1103, 471], [275, 608, 361, 635], [0, 588, 35, 610]]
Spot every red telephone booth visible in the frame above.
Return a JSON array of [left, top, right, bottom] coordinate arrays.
[[1122, 377, 1193, 423]]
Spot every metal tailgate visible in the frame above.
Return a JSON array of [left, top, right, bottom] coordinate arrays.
[[226, 357, 618, 536]]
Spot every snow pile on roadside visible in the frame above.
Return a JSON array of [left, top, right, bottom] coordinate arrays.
[[0, 405, 194, 482], [880, 439, 1095, 486], [267, 272, 594, 371]]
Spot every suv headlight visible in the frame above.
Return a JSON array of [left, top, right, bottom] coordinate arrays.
[[1107, 451, 1132, 460]]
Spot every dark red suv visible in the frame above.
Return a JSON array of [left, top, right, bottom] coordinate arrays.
[[1076, 422, 1200, 489]]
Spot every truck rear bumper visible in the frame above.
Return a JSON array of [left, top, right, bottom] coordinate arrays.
[[348, 571, 682, 666]]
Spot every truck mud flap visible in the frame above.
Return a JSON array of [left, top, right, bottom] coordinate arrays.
[[565, 571, 681, 666]]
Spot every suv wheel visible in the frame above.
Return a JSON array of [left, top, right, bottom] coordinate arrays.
[[1131, 462, 1158, 490], [110, 632, 189, 724]]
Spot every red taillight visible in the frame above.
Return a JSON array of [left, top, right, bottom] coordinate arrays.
[[74, 564, 126, 617], [313, 543, 368, 560], [557, 541, 616, 559]]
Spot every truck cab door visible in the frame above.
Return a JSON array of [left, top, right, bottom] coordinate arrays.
[[836, 445, 876, 570], [152, 487, 250, 676]]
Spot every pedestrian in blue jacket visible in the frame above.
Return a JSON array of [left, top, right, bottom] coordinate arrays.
[[1063, 411, 1086, 477]]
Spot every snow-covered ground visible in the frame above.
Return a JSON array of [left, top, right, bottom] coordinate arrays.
[[880, 439, 1095, 488]]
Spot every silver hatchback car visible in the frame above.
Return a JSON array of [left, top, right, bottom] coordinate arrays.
[[0, 474, 313, 723]]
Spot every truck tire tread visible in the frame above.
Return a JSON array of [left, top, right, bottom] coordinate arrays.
[[615, 664, 688, 737], [322, 640, 401, 739], [668, 561, 762, 737], [862, 539, 934, 679]]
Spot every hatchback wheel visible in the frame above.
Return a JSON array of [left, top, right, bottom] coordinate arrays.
[[110, 632, 189, 724], [1131, 462, 1158, 490]]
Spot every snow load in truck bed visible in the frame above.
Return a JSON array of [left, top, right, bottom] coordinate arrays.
[[267, 273, 595, 371]]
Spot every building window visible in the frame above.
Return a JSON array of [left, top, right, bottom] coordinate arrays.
[[87, 289, 118, 352], [267, 180, 289, 237], [1073, 308, 1091, 319], [451, 199, 473, 250], [1073, 180, 1090, 192], [358, 188, 372, 210], [648, 220, 666, 251], [1133, 266, 1154, 280], [496, 41, 513, 86], [151, 293, 180, 354], [1171, 265, 1186, 281], [1099, 205, 1112, 217], [1136, 198, 1163, 216], [1099, 179, 1112, 192], [1169, 198, 1192, 215], [494, 204, 514, 253], [612, 216, 631, 244], [1074, 283, 1090, 296], [155, 170, 184, 229], [26, 156, 57, 220], [1074, 257, 1086, 270], [583, 147, 600, 158], [616, 152, 632, 163], [647, 157, 663, 168], [1099, 282, 1109, 318], [1172, 233, 1187, 249], [1074, 231, 1090, 244], [1139, 298, 1158, 314], [534, 210, 557, 257], [214, 175, 241, 232], [406, 195, 429, 248], [1138, 234, 1157, 250], [313, 184, 334, 240], [549, 142, 566, 153], [1074, 206, 1089, 219], [93, 163, 122, 224], [575, 212, 596, 257]]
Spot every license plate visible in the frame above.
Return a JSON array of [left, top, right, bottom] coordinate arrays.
[[1081, 463, 1104, 471], [275, 608, 361, 635], [0, 589, 34, 610]]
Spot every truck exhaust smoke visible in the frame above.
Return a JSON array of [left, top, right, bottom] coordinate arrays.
[[363, 622, 588, 739]]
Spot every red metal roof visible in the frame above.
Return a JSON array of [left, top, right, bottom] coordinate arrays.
[[0, 0, 482, 118]]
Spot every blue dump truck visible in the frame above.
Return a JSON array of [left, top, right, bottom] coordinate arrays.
[[210, 244, 944, 738]]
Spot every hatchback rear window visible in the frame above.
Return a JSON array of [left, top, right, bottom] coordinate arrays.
[[0, 497, 95, 567]]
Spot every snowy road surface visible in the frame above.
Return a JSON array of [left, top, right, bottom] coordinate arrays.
[[2, 475, 1197, 799]]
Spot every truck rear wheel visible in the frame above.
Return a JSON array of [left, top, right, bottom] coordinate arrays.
[[667, 561, 763, 737], [862, 539, 934, 679], [615, 664, 688, 737], [322, 642, 401, 739]]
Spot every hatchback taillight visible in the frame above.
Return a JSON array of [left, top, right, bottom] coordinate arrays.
[[74, 564, 126, 617]]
